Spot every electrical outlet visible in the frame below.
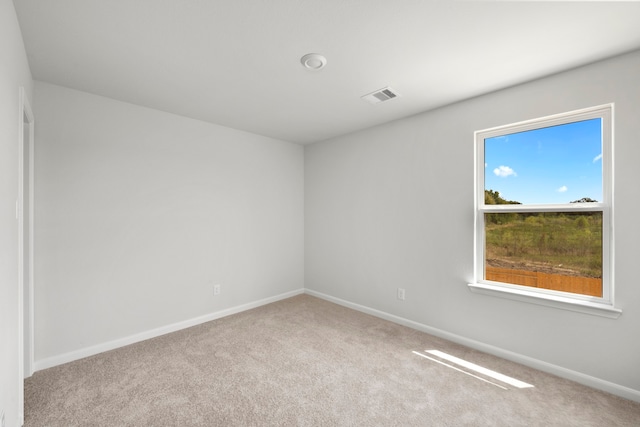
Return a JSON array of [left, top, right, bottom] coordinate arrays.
[[213, 284, 221, 296], [397, 288, 405, 300]]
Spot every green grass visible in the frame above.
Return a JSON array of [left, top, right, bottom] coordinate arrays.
[[485, 212, 602, 278]]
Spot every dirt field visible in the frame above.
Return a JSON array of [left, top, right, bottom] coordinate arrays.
[[486, 257, 595, 278]]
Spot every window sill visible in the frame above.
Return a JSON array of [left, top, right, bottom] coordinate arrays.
[[467, 282, 622, 319]]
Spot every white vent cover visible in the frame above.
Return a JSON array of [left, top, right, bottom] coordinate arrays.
[[361, 87, 400, 105]]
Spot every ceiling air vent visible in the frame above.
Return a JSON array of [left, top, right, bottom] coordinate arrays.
[[361, 87, 400, 105]]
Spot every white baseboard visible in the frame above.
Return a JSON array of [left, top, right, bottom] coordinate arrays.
[[34, 287, 640, 403], [34, 288, 305, 372], [304, 288, 640, 403]]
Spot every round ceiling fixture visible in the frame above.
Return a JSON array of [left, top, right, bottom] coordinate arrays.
[[300, 53, 327, 70]]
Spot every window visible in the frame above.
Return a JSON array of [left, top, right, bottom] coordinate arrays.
[[470, 105, 620, 318]]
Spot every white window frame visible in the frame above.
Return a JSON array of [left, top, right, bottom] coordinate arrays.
[[469, 104, 621, 318]]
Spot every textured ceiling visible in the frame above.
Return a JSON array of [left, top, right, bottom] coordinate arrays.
[[14, 1, 640, 144]]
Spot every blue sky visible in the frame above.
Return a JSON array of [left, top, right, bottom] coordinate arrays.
[[484, 118, 602, 204]]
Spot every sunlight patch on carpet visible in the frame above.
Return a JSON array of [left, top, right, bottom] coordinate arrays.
[[413, 350, 534, 390]]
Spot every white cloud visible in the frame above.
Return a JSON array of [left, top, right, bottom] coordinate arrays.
[[593, 153, 602, 163], [493, 165, 517, 178], [557, 185, 568, 193]]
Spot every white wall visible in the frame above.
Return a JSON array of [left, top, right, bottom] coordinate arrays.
[[305, 50, 640, 397], [0, 0, 33, 425], [34, 82, 304, 363]]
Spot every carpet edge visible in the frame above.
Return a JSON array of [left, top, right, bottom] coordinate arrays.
[[303, 288, 640, 403], [34, 288, 305, 372]]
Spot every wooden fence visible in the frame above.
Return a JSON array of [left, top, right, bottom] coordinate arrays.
[[485, 266, 602, 297]]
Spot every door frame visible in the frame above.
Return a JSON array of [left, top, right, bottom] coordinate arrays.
[[18, 86, 35, 425]]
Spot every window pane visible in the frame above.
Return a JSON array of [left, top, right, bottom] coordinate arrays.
[[485, 119, 602, 205], [484, 212, 602, 297]]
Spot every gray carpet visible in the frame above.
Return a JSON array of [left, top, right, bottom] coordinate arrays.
[[25, 295, 640, 426]]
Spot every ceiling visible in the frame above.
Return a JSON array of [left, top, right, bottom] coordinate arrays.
[[13, 1, 640, 145]]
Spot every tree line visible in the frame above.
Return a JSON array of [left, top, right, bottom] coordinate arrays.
[[485, 189, 597, 205]]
